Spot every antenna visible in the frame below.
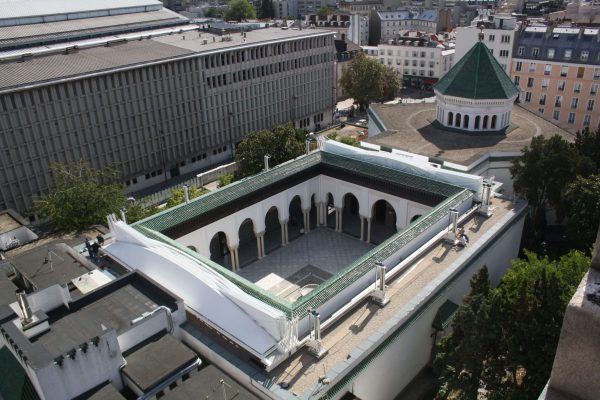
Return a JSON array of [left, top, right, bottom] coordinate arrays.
[[44, 247, 63, 272]]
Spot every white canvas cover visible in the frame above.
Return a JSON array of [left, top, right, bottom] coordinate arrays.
[[104, 220, 296, 358], [324, 140, 484, 199]]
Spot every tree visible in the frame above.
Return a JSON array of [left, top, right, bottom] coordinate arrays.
[[317, 7, 334, 17], [574, 128, 600, 172], [204, 7, 223, 18], [234, 123, 305, 179], [165, 186, 207, 208], [224, 0, 256, 21], [434, 267, 504, 400], [382, 66, 401, 101], [340, 52, 400, 110], [259, 0, 274, 19], [434, 251, 590, 399], [509, 135, 594, 246], [35, 161, 125, 232], [563, 174, 600, 250]]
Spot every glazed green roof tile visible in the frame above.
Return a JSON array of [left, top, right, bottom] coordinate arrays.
[[136, 189, 473, 320], [136, 150, 463, 234], [433, 41, 519, 99]]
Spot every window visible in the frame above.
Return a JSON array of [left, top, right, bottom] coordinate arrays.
[[568, 112, 576, 124], [539, 93, 546, 105], [564, 49, 572, 60], [544, 64, 552, 75], [592, 84, 599, 95], [525, 92, 532, 102], [501, 35, 510, 43], [516, 61, 522, 71], [542, 79, 549, 89], [488, 34, 495, 42], [547, 48, 555, 59], [594, 68, 600, 80], [584, 114, 591, 127], [581, 50, 589, 61], [529, 62, 537, 72], [429, 61, 434, 68], [558, 81, 565, 91], [588, 99, 595, 111], [560, 66, 568, 77], [555, 95, 562, 107], [577, 67, 585, 79], [553, 110, 560, 120], [538, 108, 545, 114], [514, 76, 520, 85], [532, 48, 539, 58], [574, 82, 582, 93], [527, 77, 534, 87], [571, 98, 579, 109], [500, 50, 509, 57], [518, 46, 525, 56]]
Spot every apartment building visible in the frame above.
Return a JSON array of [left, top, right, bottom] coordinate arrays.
[[370, 9, 441, 45], [455, 13, 519, 72], [511, 26, 600, 133], [348, 13, 370, 45], [363, 36, 454, 88], [0, 2, 335, 218]]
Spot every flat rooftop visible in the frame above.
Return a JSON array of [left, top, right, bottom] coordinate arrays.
[[34, 283, 157, 357], [163, 365, 260, 400], [0, 273, 18, 306], [0, 8, 188, 49], [11, 242, 92, 290], [367, 103, 574, 166], [122, 333, 198, 392], [0, 27, 334, 92], [0, 0, 162, 21], [184, 197, 525, 397]]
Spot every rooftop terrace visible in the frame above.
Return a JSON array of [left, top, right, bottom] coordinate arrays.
[[184, 197, 526, 397]]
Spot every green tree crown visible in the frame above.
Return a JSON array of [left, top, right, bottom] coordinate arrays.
[[225, 0, 256, 21]]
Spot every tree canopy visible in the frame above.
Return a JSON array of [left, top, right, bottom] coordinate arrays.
[[225, 0, 256, 21], [434, 250, 590, 399], [259, 0, 274, 19], [234, 123, 305, 179], [35, 161, 125, 232], [510, 134, 594, 248], [563, 174, 600, 250], [340, 52, 400, 110]]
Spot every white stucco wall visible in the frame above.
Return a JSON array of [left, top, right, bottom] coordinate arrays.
[[328, 203, 526, 400], [176, 175, 433, 257]]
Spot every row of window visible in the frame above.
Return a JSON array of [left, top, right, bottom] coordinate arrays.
[[202, 36, 330, 69], [487, 34, 511, 43], [515, 62, 593, 79], [376, 49, 436, 58], [517, 46, 595, 62], [522, 92, 595, 111], [516, 75, 599, 96], [206, 53, 330, 89], [539, 109, 593, 127]]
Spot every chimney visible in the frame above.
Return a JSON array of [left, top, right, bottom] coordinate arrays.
[[183, 184, 190, 204], [16, 291, 32, 325]]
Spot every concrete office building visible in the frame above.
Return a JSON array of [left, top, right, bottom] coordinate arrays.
[[0, 1, 336, 219], [511, 25, 600, 133]]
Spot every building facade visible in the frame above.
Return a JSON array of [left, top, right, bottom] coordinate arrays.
[[363, 36, 454, 89], [454, 13, 518, 72], [0, 26, 336, 218], [370, 9, 440, 45], [511, 26, 600, 133]]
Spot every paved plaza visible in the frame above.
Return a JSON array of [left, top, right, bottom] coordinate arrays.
[[237, 228, 375, 300]]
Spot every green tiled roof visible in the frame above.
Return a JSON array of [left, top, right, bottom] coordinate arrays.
[[0, 347, 40, 400], [434, 42, 519, 100], [137, 189, 473, 320], [133, 149, 474, 320], [136, 151, 462, 234]]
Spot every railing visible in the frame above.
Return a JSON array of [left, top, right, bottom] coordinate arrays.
[[136, 162, 237, 208]]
